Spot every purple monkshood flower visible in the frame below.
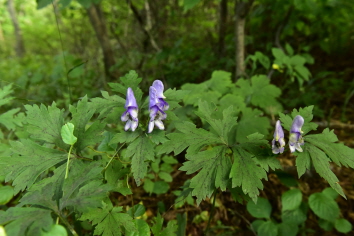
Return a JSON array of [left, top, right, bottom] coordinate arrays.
[[272, 120, 285, 154], [148, 81, 168, 133], [121, 88, 138, 131], [289, 115, 305, 153], [152, 80, 169, 111]]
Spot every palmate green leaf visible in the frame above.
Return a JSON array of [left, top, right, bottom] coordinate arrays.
[[0, 207, 53, 236], [18, 164, 66, 212], [238, 133, 275, 165], [80, 202, 137, 236], [59, 161, 111, 213], [279, 106, 318, 134], [179, 146, 231, 205], [236, 108, 270, 143], [125, 136, 155, 186], [24, 102, 68, 149], [109, 70, 143, 104], [158, 121, 221, 156], [151, 213, 178, 236], [90, 91, 125, 123], [105, 160, 132, 196], [230, 146, 267, 202], [295, 150, 311, 178], [0, 139, 66, 194], [0, 84, 14, 107], [70, 96, 105, 153], [110, 131, 140, 145], [249, 75, 281, 108], [182, 83, 221, 106], [305, 144, 345, 198], [196, 101, 237, 145], [306, 128, 354, 168], [0, 108, 23, 131]]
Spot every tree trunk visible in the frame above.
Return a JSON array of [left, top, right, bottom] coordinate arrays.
[[0, 22, 4, 42], [87, 3, 118, 86], [7, 0, 25, 57], [218, 0, 228, 58], [234, 0, 254, 81]]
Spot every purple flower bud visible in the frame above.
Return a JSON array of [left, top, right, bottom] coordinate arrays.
[[272, 120, 285, 154], [148, 86, 167, 133], [121, 88, 138, 131], [289, 115, 305, 153]]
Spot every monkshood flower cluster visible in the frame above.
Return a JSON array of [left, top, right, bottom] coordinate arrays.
[[272, 115, 304, 154], [121, 80, 169, 133]]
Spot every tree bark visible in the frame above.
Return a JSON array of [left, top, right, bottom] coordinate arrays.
[[7, 0, 25, 57], [218, 0, 228, 58], [0, 22, 4, 42], [234, 0, 254, 81], [87, 3, 118, 85]]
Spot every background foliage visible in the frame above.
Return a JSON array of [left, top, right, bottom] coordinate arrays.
[[1, 0, 354, 235]]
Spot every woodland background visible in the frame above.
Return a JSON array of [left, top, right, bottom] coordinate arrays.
[[1, 0, 354, 235]]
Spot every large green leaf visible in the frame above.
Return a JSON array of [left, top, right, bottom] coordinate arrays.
[[80, 202, 137, 236], [69, 96, 105, 153], [59, 161, 111, 213], [179, 146, 231, 204], [309, 192, 339, 222], [90, 91, 125, 124], [108, 70, 143, 105], [235, 108, 270, 143], [0, 139, 66, 194], [126, 136, 155, 186], [246, 197, 272, 218], [0, 207, 53, 236], [306, 128, 354, 168], [151, 213, 178, 236], [195, 101, 237, 145], [281, 189, 302, 212], [230, 146, 267, 202], [24, 102, 67, 149], [306, 144, 345, 198], [158, 121, 221, 156]]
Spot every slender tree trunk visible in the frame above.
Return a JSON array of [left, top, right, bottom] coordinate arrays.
[[0, 22, 4, 42], [87, 3, 118, 85], [234, 0, 253, 81], [218, 0, 228, 58], [7, 0, 25, 57]]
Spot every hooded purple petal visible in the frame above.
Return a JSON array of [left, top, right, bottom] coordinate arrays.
[[291, 115, 304, 133], [152, 80, 166, 99], [148, 85, 167, 133], [122, 87, 138, 132], [289, 115, 305, 153], [272, 120, 285, 154]]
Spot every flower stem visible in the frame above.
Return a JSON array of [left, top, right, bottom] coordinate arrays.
[[205, 189, 217, 234], [104, 142, 126, 170], [64, 145, 74, 179]]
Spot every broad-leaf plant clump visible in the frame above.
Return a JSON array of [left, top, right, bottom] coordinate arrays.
[[0, 70, 353, 235]]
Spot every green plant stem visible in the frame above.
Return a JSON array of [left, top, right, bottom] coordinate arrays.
[[65, 145, 74, 179], [205, 189, 217, 235], [57, 213, 78, 236], [104, 142, 126, 170]]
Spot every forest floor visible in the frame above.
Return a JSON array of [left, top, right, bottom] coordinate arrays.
[[115, 116, 354, 236]]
